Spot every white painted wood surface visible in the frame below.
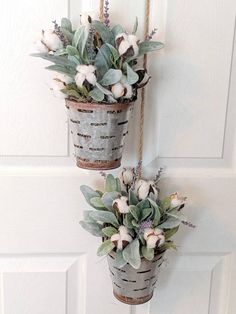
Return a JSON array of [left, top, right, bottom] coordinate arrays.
[[0, 0, 235, 313]]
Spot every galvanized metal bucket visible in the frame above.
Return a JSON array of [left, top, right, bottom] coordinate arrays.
[[66, 100, 133, 170], [107, 251, 165, 305]]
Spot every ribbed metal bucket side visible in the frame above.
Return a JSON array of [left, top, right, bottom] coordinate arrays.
[[107, 251, 165, 305], [66, 100, 133, 170]]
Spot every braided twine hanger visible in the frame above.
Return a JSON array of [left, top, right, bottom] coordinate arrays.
[[99, 0, 151, 177]]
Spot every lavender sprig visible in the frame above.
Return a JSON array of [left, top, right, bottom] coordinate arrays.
[[52, 20, 69, 47], [87, 26, 96, 61], [182, 220, 196, 228], [100, 171, 107, 179], [147, 28, 158, 41], [131, 160, 142, 190], [104, 0, 110, 28], [139, 220, 153, 234]]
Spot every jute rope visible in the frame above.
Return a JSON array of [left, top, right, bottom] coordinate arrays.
[[99, 0, 104, 21], [99, 0, 151, 176], [138, 0, 150, 177]]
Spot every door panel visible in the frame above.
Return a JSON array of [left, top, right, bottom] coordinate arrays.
[[0, 0, 235, 313]]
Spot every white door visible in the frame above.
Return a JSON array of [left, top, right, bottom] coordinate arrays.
[[0, 0, 236, 313]]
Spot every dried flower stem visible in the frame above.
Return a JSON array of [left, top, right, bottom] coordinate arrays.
[[52, 20, 69, 47], [146, 28, 158, 41], [182, 221, 196, 228]]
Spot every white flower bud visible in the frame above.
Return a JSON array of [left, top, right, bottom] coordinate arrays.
[[170, 192, 187, 208], [111, 226, 132, 250], [113, 196, 129, 214]]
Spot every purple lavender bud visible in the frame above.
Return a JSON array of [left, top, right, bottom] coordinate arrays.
[[139, 220, 153, 234], [103, 0, 110, 28]]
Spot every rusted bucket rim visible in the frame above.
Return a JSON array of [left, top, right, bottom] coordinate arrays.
[[66, 99, 133, 111]]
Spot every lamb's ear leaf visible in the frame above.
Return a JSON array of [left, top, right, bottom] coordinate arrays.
[[105, 43, 120, 62], [141, 246, 154, 261], [89, 210, 119, 227], [102, 226, 118, 237], [89, 87, 104, 102], [96, 82, 112, 95], [126, 63, 139, 85], [61, 17, 72, 32], [106, 174, 118, 192], [102, 191, 121, 211], [148, 198, 161, 226], [164, 227, 179, 240], [73, 26, 89, 57], [158, 217, 182, 229], [129, 190, 139, 206], [80, 185, 100, 205], [132, 17, 138, 34], [114, 251, 127, 268], [79, 221, 103, 237], [141, 207, 153, 221], [61, 28, 73, 43], [129, 205, 141, 221], [138, 41, 164, 56], [92, 20, 115, 45], [100, 69, 122, 86], [97, 240, 115, 257], [111, 24, 124, 37], [123, 239, 141, 269], [90, 197, 107, 210], [94, 44, 112, 79]]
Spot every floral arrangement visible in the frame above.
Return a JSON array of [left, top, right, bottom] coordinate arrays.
[[32, 9, 163, 103], [80, 168, 194, 269]]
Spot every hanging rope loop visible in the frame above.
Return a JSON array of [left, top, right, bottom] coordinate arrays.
[[137, 0, 150, 178], [99, 0, 151, 177], [99, 0, 104, 21]]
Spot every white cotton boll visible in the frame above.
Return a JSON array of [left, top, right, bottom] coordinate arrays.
[[87, 65, 96, 73], [113, 196, 129, 214], [111, 226, 132, 251], [128, 34, 139, 57], [75, 72, 86, 88], [147, 180, 159, 200], [118, 40, 131, 56], [119, 226, 129, 237], [135, 179, 150, 200], [123, 83, 133, 99], [76, 65, 89, 74], [80, 11, 99, 26], [110, 233, 120, 242], [43, 30, 63, 51], [119, 168, 134, 188], [50, 79, 66, 99], [147, 235, 158, 249], [111, 83, 125, 99], [143, 228, 154, 241], [157, 234, 165, 247], [35, 40, 49, 53], [86, 72, 97, 85], [54, 73, 73, 85]]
